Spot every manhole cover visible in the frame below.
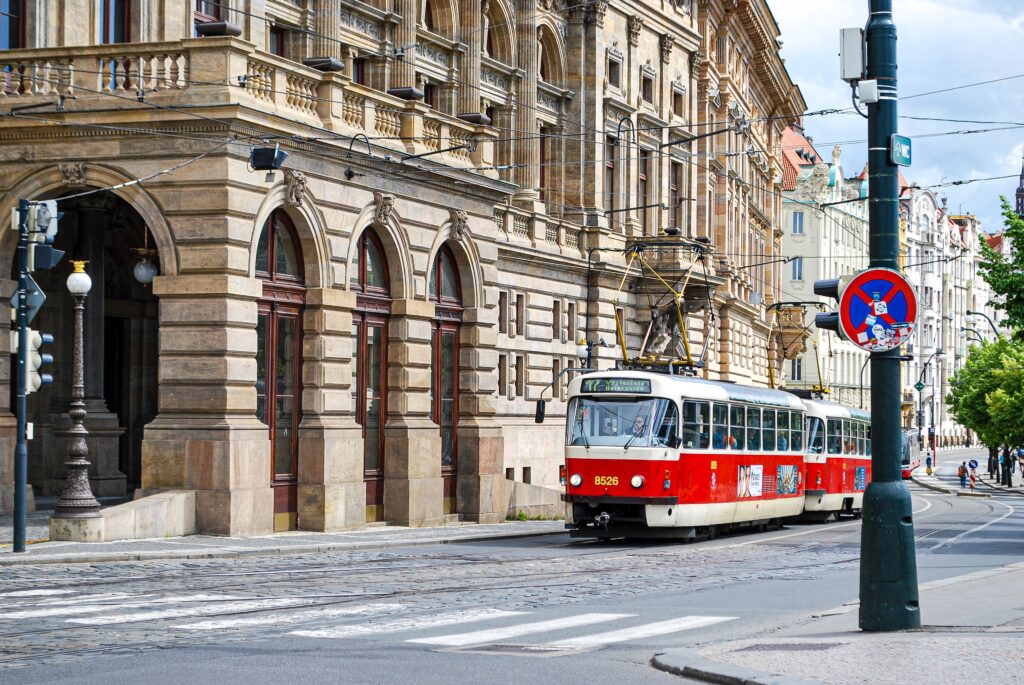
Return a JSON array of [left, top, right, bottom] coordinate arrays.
[[734, 642, 841, 652]]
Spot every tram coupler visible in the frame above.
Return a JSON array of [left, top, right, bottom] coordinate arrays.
[[595, 511, 611, 529]]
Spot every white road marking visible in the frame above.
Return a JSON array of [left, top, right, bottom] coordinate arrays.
[[66, 597, 303, 625], [408, 613, 630, 647], [175, 603, 405, 630], [289, 608, 525, 639], [547, 615, 735, 649], [1, 594, 243, 620], [0, 589, 76, 598], [929, 498, 1017, 551]]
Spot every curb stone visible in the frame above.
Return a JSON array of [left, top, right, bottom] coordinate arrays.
[[0, 528, 565, 566], [651, 648, 820, 685], [909, 474, 953, 494]]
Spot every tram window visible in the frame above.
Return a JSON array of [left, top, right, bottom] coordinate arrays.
[[746, 407, 761, 451], [845, 420, 856, 454], [654, 401, 680, 448], [776, 410, 790, 451], [712, 404, 729, 449], [827, 418, 842, 454], [807, 417, 824, 454], [856, 423, 865, 455], [763, 410, 776, 452], [866, 427, 871, 456], [791, 412, 803, 451], [729, 405, 745, 450], [566, 397, 679, 448], [682, 401, 710, 449]]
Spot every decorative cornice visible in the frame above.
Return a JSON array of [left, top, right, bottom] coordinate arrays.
[[660, 33, 675, 64], [628, 16, 644, 47]]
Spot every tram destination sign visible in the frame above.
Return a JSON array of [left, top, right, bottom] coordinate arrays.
[[580, 378, 652, 394], [838, 267, 919, 353]]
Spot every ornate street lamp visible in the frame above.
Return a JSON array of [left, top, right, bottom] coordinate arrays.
[[52, 261, 101, 519]]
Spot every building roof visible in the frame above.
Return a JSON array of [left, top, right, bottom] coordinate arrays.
[[781, 125, 822, 191], [857, 165, 911, 194], [987, 233, 1004, 251]]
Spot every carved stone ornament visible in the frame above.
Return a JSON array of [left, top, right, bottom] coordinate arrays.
[[628, 16, 643, 46], [284, 169, 307, 207], [660, 33, 675, 64], [449, 209, 469, 241], [690, 50, 706, 79], [373, 191, 396, 225], [60, 162, 87, 187]]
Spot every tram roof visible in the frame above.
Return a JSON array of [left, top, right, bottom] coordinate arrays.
[[571, 370, 804, 410], [802, 398, 871, 421]]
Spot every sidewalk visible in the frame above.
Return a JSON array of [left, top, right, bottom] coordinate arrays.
[[653, 560, 1024, 685], [0, 519, 566, 565]]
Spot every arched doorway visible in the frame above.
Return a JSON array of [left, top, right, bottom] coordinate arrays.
[[255, 209, 306, 532], [428, 245, 463, 514], [350, 230, 391, 522]]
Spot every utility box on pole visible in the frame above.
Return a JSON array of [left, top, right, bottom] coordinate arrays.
[[858, 0, 922, 631]]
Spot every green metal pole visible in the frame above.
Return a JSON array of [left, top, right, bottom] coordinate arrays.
[[859, 0, 921, 631]]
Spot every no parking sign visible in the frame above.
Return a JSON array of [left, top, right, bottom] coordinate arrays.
[[838, 268, 918, 353]]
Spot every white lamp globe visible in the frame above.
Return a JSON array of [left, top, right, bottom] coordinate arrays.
[[66, 260, 92, 296], [133, 258, 159, 285]]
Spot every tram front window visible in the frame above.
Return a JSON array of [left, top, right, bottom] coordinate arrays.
[[567, 397, 679, 448], [807, 417, 825, 454]]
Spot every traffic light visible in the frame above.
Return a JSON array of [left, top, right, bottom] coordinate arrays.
[[813, 276, 854, 336], [27, 328, 55, 394], [26, 200, 64, 272]]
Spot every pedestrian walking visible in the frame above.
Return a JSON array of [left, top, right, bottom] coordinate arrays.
[[958, 461, 968, 490]]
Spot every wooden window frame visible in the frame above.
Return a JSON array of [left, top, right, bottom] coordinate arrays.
[[100, 0, 130, 45], [194, 0, 221, 23], [605, 136, 617, 213], [1, 0, 25, 50]]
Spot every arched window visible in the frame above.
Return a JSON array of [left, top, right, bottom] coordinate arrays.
[[350, 230, 392, 522], [255, 209, 305, 531], [428, 245, 463, 513]]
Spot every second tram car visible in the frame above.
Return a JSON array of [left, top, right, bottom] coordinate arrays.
[[561, 371, 808, 538], [801, 399, 871, 520], [901, 430, 922, 479]]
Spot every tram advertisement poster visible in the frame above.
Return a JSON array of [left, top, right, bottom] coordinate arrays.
[[737, 465, 763, 498], [855, 466, 866, 491], [776, 465, 799, 495]]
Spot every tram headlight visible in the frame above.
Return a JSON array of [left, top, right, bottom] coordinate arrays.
[[630, 475, 645, 488], [569, 473, 583, 487]]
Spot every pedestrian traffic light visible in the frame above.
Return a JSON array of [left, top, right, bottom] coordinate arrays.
[[813, 278, 843, 334], [27, 328, 55, 394], [26, 200, 64, 272]]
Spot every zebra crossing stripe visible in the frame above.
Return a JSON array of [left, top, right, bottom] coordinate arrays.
[[407, 613, 631, 647], [66, 597, 310, 626], [2, 594, 245, 620], [547, 615, 736, 649], [0, 589, 76, 598], [289, 608, 525, 639], [175, 603, 405, 630]]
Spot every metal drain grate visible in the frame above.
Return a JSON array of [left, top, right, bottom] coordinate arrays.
[[734, 642, 841, 652]]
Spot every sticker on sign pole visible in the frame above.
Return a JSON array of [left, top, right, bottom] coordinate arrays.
[[838, 268, 918, 353]]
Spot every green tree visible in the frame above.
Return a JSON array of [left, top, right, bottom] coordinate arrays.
[[978, 198, 1024, 341], [947, 338, 1024, 448]]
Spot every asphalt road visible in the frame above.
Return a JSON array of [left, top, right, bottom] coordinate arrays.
[[1, 448, 1019, 685]]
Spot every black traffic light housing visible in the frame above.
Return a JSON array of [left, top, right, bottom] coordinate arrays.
[[813, 278, 843, 334]]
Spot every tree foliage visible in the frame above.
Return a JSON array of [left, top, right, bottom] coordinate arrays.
[[947, 338, 1024, 447], [978, 197, 1024, 341]]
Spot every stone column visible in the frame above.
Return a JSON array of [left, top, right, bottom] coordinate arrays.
[[457, 0, 486, 122], [383, 299, 443, 527], [456, 302, 505, 523], [388, 0, 423, 99], [512, 0, 540, 210], [305, 0, 345, 71], [141, 274, 272, 537], [297, 288, 365, 531]]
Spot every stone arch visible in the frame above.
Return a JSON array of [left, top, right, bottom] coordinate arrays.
[[344, 195, 414, 301], [423, 0, 458, 39], [485, 0, 516, 66], [537, 20, 566, 87], [249, 182, 330, 289], [424, 211, 485, 310], [0, 164, 178, 276]]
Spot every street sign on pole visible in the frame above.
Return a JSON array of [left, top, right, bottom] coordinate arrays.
[[9, 273, 46, 325], [914, 381, 925, 391], [890, 134, 912, 166], [837, 267, 918, 353]]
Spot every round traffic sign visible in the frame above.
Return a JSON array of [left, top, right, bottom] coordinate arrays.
[[969, 459, 978, 470], [838, 268, 918, 353]]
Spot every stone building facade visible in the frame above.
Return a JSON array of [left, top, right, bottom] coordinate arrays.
[[0, 0, 803, 535]]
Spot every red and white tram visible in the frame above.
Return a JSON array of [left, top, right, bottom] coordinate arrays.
[[801, 399, 871, 520], [559, 370, 809, 539]]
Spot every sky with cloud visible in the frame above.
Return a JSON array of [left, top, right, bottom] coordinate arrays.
[[769, 0, 1024, 234]]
